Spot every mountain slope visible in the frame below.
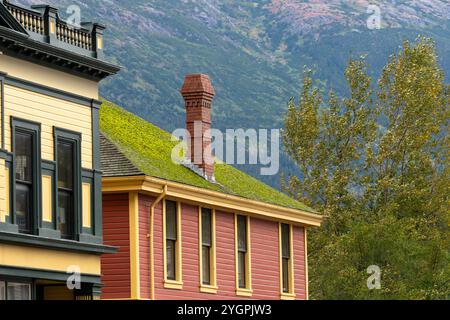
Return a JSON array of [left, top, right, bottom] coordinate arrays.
[[14, 0, 450, 188]]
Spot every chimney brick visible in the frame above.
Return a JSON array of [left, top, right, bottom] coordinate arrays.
[[180, 74, 215, 179]]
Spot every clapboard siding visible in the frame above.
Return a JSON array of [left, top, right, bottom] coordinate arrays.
[[250, 218, 280, 300], [293, 226, 307, 300], [101, 193, 131, 299], [104, 194, 309, 300], [214, 210, 237, 299], [4, 85, 93, 169]]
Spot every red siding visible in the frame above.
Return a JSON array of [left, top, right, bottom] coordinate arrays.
[[103, 192, 309, 300], [250, 218, 280, 300], [293, 226, 307, 300], [101, 193, 131, 299], [215, 210, 237, 299]]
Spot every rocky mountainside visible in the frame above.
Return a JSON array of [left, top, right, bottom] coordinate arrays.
[[14, 0, 450, 187]]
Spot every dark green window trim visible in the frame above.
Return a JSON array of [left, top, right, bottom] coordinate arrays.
[[0, 265, 102, 285], [54, 127, 82, 242], [0, 231, 116, 254], [11, 117, 42, 236]]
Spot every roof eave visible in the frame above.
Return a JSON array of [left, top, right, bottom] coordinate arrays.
[[0, 27, 120, 81], [102, 175, 323, 227]]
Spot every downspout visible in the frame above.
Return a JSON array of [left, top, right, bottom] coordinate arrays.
[[149, 184, 167, 300]]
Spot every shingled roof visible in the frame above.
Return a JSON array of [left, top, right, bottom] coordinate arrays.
[[100, 133, 143, 177]]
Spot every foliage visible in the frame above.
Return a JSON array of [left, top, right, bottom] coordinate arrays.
[[100, 99, 313, 211], [283, 37, 449, 299]]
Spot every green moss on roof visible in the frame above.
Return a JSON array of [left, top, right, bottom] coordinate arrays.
[[100, 100, 314, 212]]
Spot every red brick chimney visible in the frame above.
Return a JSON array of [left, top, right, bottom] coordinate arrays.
[[180, 74, 215, 179]]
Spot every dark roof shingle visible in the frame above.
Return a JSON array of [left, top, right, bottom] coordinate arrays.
[[100, 133, 143, 177]]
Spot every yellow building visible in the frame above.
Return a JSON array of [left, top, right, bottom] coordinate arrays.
[[0, 1, 119, 299]]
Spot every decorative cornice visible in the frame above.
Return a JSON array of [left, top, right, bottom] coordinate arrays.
[[0, 26, 120, 81]]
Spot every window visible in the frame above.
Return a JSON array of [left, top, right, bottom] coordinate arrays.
[[55, 128, 81, 241], [0, 281, 31, 300], [235, 214, 252, 296], [15, 131, 34, 234], [164, 200, 182, 288], [279, 223, 295, 298], [199, 208, 216, 293], [12, 118, 40, 235], [57, 140, 76, 239]]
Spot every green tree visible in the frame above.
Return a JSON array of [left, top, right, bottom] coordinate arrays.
[[283, 37, 449, 300]]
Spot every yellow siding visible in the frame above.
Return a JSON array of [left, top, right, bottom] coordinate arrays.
[[0, 55, 98, 99], [82, 183, 91, 228], [0, 244, 101, 275], [4, 85, 93, 169], [42, 175, 53, 223]]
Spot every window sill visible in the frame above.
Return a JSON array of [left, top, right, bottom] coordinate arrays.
[[236, 288, 253, 297], [200, 285, 218, 294], [280, 292, 296, 300], [164, 280, 183, 290]]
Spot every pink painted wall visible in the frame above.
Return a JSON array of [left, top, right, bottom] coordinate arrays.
[[101, 193, 308, 300]]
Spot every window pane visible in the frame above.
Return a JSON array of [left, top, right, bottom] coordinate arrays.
[[166, 239, 176, 280], [16, 184, 31, 234], [7, 283, 31, 300], [166, 201, 177, 240], [237, 215, 247, 252], [0, 281, 5, 300], [282, 258, 290, 293], [281, 224, 290, 258], [202, 208, 212, 246], [15, 131, 33, 183], [238, 252, 246, 288], [202, 246, 211, 285], [58, 190, 74, 239], [57, 141, 74, 190]]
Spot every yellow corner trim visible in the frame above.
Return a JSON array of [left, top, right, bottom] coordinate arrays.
[[236, 288, 253, 297], [164, 280, 183, 290], [129, 192, 141, 300], [200, 285, 218, 294]]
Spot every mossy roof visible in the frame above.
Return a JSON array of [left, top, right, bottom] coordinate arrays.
[[99, 100, 314, 212]]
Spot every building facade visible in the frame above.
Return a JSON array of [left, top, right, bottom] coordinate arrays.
[[0, 0, 119, 300], [100, 75, 322, 300]]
